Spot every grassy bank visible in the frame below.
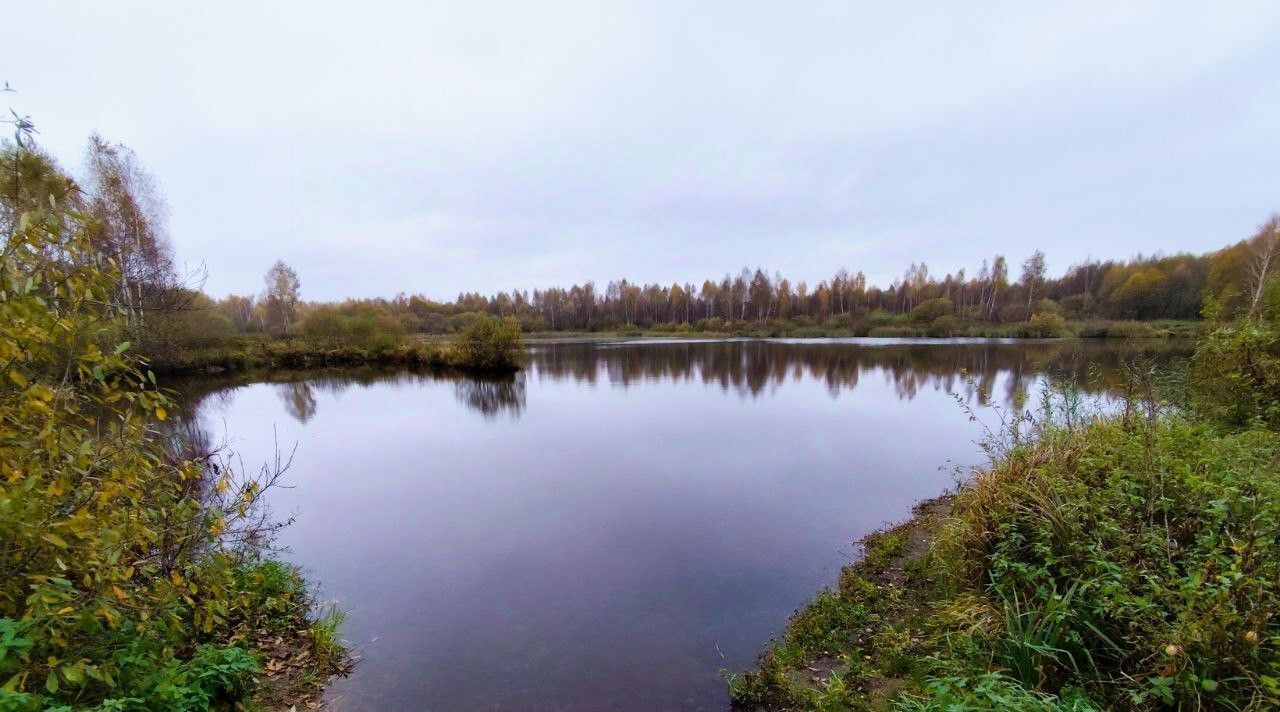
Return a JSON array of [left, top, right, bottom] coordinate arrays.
[[730, 325, 1280, 710], [150, 315, 525, 375], [148, 336, 452, 374]]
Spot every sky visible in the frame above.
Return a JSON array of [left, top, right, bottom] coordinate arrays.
[[4, 1, 1280, 301]]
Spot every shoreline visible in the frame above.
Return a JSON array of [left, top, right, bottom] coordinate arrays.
[[729, 376, 1280, 710], [146, 341, 521, 376], [728, 495, 956, 711]]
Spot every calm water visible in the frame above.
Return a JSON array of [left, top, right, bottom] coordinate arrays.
[[175, 338, 1184, 711]]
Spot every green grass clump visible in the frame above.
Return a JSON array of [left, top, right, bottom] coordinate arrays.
[[923, 414, 1280, 709], [307, 607, 348, 674]]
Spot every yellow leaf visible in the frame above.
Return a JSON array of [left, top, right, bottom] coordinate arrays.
[[155, 406, 167, 421], [7, 370, 27, 388], [42, 533, 68, 548]]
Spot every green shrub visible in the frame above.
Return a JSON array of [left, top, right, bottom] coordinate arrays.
[[929, 315, 958, 337], [1026, 312, 1068, 337], [449, 315, 523, 369], [934, 416, 1280, 709], [1192, 322, 1280, 427], [300, 304, 405, 350], [911, 298, 954, 323], [898, 673, 1101, 711], [1, 192, 341, 709]]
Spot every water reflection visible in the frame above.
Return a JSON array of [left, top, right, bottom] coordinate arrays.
[[278, 381, 319, 423], [173, 368, 529, 425], [174, 339, 1188, 429], [529, 338, 1186, 404], [454, 373, 526, 419]]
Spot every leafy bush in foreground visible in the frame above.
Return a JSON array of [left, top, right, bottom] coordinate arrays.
[[1, 205, 341, 708], [1192, 322, 1280, 427]]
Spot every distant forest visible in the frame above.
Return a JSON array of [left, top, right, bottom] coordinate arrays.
[[214, 216, 1279, 339], [5, 132, 1279, 347]]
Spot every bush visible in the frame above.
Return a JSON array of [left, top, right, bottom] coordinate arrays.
[[934, 415, 1280, 709], [1059, 293, 1097, 320], [1, 193, 342, 708], [134, 292, 236, 362], [300, 304, 405, 350], [867, 309, 900, 326], [1026, 311, 1068, 337], [911, 298, 954, 323], [1033, 298, 1062, 316], [1000, 302, 1032, 324], [449, 315, 523, 369], [928, 315, 958, 337], [1192, 323, 1280, 427]]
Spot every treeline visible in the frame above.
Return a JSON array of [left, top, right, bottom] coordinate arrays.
[[204, 221, 1280, 341], [5, 125, 1278, 346]]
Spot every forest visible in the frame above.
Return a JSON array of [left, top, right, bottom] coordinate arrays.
[[207, 223, 1279, 342], [7, 131, 1280, 361]]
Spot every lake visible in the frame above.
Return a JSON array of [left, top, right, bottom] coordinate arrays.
[[174, 338, 1185, 711]]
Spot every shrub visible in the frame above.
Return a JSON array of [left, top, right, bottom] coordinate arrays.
[[1033, 298, 1062, 316], [1, 193, 341, 708], [868, 325, 923, 337], [934, 415, 1280, 709], [928, 315, 958, 337], [1059, 293, 1097, 320], [823, 314, 854, 330], [1026, 312, 1068, 337], [1000, 302, 1031, 324], [449, 315, 523, 369], [1192, 322, 1280, 427], [300, 304, 405, 350], [867, 309, 899, 326], [911, 297, 954, 323]]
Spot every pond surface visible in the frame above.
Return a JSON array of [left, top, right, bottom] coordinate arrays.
[[175, 338, 1185, 711]]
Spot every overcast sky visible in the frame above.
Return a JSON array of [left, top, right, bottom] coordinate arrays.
[[5, 1, 1279, 301]]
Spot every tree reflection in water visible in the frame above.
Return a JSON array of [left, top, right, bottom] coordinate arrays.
[[453, 373, 525, 419], [277, 381, 318, 423], [171, 339, 1189, 429], [529, 338, 1189, 405]]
